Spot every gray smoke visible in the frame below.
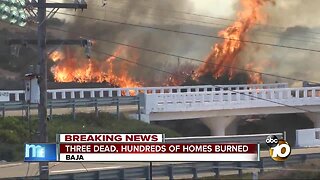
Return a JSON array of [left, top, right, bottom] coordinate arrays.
[[63, 0, 320, 86], [62, 0, 219, 86], [266, 0, 320, 28], [268, 26, 320, 85], [242, 0, 320, 85]]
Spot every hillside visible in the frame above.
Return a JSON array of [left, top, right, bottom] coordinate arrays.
[[0, 112, 180, 161]]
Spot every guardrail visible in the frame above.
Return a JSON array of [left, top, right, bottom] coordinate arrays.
[[143, 86, 320, 114], [0, 96, 141, 120], [13, 153, 320, 180], [1, 83, 288, 102]]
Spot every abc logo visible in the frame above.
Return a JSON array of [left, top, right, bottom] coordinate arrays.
[[266, 135, 291, 161], [266, 135, 278, 148]]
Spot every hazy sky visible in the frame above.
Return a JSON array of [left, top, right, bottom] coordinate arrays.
[[191, 0, 236, 17], [56, 0, 238, 26], [60, 0, 236, 18]]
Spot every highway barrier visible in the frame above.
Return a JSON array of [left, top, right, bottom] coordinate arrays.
[[0, 96, 140, 120], [10, 153, 320, 179]]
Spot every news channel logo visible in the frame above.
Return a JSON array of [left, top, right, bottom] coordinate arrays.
[[24, 144, 57, 162], [265, 135, 291, 161]]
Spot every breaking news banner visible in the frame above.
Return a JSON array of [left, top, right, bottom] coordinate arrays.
[[24, 133, 260, 162], [58, 143, 260, 162], [58, 133, 165, 143]]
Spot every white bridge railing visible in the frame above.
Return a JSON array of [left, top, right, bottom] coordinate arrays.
[[142, 87, 320, 114], [0, 83, 288, 102]]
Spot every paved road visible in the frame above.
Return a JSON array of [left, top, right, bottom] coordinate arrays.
[[1, 147, 320, 178]]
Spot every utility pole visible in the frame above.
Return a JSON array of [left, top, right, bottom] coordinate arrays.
[[37, 1, 48, 178], [6, 0, 88, 179]]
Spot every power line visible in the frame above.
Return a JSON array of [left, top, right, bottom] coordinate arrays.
[[89, 48, 312, 113], [87, 0, 320, 36], [25, 162, 30, 178], [45, 24, 320, 84], [3, 16, 320, 84], [47, 0, 320, 43], [51, 11, 320, 54], [80, 162, 89, 172], [1, 20, 313, 113], [53, 3, 320, 44]]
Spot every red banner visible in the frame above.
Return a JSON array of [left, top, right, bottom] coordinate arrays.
[[59, 134, 164, 143], [59, 143, 258, 153]]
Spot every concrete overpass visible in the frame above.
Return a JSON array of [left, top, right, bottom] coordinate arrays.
[[137, 85, 320, 135], [2, 83, 320, 136]]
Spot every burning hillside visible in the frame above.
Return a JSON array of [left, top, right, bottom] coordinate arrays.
[[50, 0, 274, 87], [194, 0, 274, 84], [50, 47, 143, 88]]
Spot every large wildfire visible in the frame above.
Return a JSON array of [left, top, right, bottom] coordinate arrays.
[[51, 0, 273, 88], [50, 47, 143, 88], [194, 0, 274, 84]]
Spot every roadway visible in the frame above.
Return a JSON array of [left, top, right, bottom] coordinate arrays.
[[1, 147, 320, 179]]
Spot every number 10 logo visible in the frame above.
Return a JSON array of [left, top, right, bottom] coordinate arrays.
[[266, 135, 291, 161]]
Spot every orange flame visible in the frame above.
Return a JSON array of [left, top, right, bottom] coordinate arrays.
[[51, 0, 274, 88], [245, 63, 263, 84], [51, 47, 143, 93], [164, 64, 196, 86], [194, 0, 273, 83], [49, 51, 64, 62]]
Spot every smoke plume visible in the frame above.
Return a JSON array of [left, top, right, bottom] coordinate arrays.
[[240, 0, 320, 85], [62, 0, 208, 86], [55, 0, 320, 86]]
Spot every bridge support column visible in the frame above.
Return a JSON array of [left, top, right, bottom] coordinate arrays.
[[306, 113, 320, 128], [201, 116, 236, 136]]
